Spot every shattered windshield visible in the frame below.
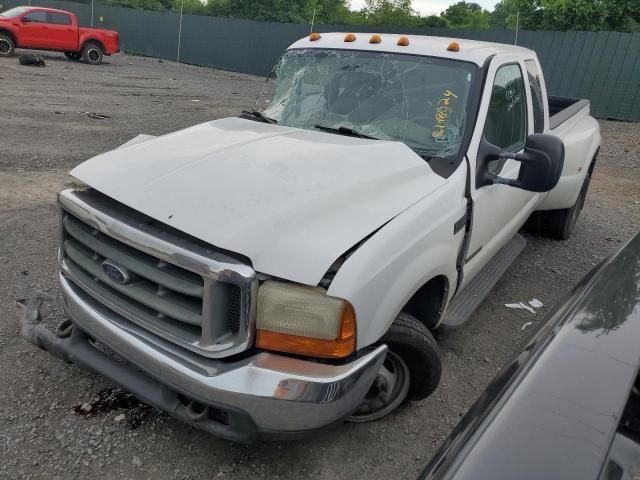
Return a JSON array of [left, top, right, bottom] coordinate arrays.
[[256, 48, 477, 158]]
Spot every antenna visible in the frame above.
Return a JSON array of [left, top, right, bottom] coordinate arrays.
[[310, 7, 316, 34], [177, 0, 184, 62], [514, 10, 520, 45]]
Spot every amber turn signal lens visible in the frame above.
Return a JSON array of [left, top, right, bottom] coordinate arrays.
[[369, 34, 382, 44], [309, 32, 321, 41], [344, 33, 356, 42], [447, 41, 460, 52], [397, 36, 410, 46], [256, 304, 357, 359]]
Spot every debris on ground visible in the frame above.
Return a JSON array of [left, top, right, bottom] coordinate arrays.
[[81, 112, 110, 120], [522, 321, 533, 331], [74, 386, 140, 417], [114, 413, 126, 422], [505, 302, 536, 314], [529, 299, 544, 308], [19, 54, 46, 67]]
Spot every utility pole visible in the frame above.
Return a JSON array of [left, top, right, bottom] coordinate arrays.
[[91, 0, 94, 27], [177, 0, 184, 63], [514, 10, 520, 45], [309, 7, 316, 34]]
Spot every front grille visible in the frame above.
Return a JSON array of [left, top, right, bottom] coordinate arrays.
[[58, 189, 255, 358]]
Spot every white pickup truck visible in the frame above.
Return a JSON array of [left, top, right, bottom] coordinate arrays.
[[20, 33, 601, 442]]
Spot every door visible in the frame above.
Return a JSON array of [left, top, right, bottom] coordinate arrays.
[[46, 12, 76, 51], [18, 10, 48, 48], [462, 58, 538, 284]]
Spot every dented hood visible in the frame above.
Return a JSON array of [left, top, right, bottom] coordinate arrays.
[[71, 117, 444, 285]]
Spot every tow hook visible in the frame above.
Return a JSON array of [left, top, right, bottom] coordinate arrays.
[[16, 292, 74, 363]]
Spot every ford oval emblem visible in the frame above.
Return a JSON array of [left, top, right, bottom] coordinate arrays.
[[101, 260, 131, 285]]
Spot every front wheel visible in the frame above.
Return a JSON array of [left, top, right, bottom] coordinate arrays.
[[0, 33, 15, 57], [347, 312, 441, 422], [82, 42, 103, 65]]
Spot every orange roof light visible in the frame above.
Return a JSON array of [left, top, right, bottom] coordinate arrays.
[[309, 32, 321, 41], [344, 33, 356, 42], [397, 36, 410, 46], [447, 41, 460, 52], [369, 34, 382, 44]]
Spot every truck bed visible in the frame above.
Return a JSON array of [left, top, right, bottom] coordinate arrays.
[[549, 95, 590, 130]]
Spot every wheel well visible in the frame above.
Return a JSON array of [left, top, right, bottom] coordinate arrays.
[[82, 39, 105, 53], [402, 276, 449, 330], [0, 29, 17, 45]]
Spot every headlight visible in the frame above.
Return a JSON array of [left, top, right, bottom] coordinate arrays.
[[256, 280, 356, 359]]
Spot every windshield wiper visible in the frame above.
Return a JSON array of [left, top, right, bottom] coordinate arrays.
[[314, 124, 379, 140], [241, 110, 277, 124]]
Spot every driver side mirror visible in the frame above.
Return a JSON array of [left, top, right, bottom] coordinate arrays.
[[477, 134, 564, 192]]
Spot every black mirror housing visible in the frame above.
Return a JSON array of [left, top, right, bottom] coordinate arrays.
[[477, 134, 565, 193]]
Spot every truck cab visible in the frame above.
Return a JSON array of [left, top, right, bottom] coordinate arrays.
[[19, 33, 601, 441]]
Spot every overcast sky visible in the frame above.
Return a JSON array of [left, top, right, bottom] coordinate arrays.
[[350, 0, 498, 15]]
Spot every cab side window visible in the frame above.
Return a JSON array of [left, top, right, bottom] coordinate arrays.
[[525, 59, 545, 133], [22, 11, 48, 23], [48, 12, 72, 25], [483, 64, 528, 152]]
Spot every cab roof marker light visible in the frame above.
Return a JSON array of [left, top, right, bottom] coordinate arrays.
[[344, 33, 356, 42], [397, 36, 410, 46], [447, 41, 460, 52], [309, 32, 321, 41], [369, 34, 382, 44]]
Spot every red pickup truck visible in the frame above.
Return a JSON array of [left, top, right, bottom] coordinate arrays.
[[0, 6, 119, 64]]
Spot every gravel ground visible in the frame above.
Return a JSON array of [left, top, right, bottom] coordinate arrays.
[[1, 51, 640, 480]]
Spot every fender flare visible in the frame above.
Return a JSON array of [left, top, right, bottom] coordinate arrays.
[[0, 28, 17, 46], [80, 37, 105, 53]]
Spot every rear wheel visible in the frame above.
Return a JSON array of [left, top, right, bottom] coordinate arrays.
[[543, 168, 592, 240], [0, 33, 15, 57], [347, 312, 441, 422], [82, 42, 103, 65], [64, 51, 81, 61]]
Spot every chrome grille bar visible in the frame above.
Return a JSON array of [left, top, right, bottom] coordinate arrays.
[[58, 188, 257, 358]]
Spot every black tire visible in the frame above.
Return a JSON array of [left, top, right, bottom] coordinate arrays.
[[82, 42, 103, 65], [383, 312, 441, 401], [0, 33, 15, 57], [64, 51, 81, 61], [347, 313, 441, 423], [543, 169, 591, 240], [523, 154, 597, 240]]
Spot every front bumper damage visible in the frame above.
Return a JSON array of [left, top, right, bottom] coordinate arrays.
[[17, 275, 386, 443]]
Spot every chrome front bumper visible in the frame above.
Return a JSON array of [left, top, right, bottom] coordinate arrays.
[[25, 273, 386, 442]]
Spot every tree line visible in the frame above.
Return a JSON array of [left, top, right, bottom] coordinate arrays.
[[94, 0, 640, 32]]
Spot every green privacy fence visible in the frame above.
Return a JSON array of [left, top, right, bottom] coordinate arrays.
[[2, 0, 640, 121]]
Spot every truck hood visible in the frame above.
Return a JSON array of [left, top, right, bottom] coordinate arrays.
[[71, 117, 444, 285]]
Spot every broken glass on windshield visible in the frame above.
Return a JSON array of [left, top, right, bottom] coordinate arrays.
[[255, 48, 477, 159]]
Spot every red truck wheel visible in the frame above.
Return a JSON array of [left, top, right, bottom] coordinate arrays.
[[0, 34, 15, 57], [82, 42, 103, 65]]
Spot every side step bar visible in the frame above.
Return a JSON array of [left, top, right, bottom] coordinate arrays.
[[442, 234, 526, 328]]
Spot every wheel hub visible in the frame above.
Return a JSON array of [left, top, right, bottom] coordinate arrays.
[[346, 349, 411, 423], [88, 49, 99, 62], [0, 39, 10, 54]]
